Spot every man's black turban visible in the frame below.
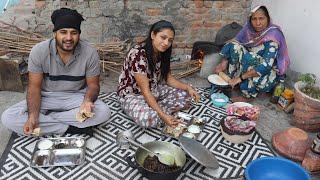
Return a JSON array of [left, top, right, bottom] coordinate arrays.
[[51, 8, 84, 33]]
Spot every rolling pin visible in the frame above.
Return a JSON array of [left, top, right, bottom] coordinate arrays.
[[218, 72, 231, 83]]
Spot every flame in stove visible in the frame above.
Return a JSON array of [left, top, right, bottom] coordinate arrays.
[[195, 49, 204, 67]]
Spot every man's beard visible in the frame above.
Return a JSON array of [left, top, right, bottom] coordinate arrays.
[[56, 38, 78, 52]]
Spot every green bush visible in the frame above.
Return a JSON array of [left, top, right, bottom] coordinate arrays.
[[298, 73, 320, 100]]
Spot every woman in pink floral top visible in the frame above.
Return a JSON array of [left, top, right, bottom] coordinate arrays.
[[117, 20, 200, 128]]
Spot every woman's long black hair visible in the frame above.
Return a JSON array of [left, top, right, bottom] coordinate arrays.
[[143, 20, 175, 82]]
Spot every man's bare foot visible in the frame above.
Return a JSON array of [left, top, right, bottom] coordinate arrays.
[[214, 59, 228, 74]]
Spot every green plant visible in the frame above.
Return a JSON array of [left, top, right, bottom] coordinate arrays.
[[298, 73, 316, 87], [298, 73, 320, 100]]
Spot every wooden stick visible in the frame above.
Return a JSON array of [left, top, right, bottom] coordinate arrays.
[[102, 64, 121, 74], [100, 60, 123, 66], [171, 60, 200, 70], [173, 66, 201, 79]]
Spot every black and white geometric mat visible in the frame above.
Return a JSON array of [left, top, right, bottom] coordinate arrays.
[[0, 88, 275, 180]]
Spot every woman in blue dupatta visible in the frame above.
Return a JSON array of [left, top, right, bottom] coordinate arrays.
[[214, 5, 290, 101]]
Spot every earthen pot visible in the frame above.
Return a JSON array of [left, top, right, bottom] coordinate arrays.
[[293, 81, 320, 132], [302, 149, 320, 174], [272, 127, 312, 161]]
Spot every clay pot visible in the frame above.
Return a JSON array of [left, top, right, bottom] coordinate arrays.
[[272, 127, 312, 161], [302, 149, 320, 173], [293, 81, 320, 132]]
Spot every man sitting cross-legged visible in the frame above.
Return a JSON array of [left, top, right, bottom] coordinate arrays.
[[1, 8, 111, 136]]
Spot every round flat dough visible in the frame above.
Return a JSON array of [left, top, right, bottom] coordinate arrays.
[[37, 139, 53, 150], [208, 74, 228, 86], [188, 124, 201, 134]]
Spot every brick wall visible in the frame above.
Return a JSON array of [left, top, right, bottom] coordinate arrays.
[[1, 0, 252, 57]]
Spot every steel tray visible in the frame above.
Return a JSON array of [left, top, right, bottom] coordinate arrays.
[[162, 112, 206, 140], [30, 137, 86, 167]]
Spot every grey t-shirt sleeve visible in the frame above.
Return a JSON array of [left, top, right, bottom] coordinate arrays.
[[27, 44, 44, 73], [86, 50, 100, 77]]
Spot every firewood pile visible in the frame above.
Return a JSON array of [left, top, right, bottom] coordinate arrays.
[[171, 59, 202, 79], [0, 21, 202, 79], [0, 20, 45, 55], [97, 40, 130, 74], [0, 21, 129, 60]]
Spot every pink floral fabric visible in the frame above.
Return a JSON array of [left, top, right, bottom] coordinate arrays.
[[117, 44, 191, 127], [226, 104, 260, 121], [119, 85, 191, 127], [117, 44, 161, 98]]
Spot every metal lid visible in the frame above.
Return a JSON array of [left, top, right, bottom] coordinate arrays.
[[179, 136, 219, 169]]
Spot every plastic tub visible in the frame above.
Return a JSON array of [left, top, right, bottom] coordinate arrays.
[[211, 93, 229, 107], [245, 157, 311, 180]]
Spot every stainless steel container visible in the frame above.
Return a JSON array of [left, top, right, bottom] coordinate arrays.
[[30, 137, 86, 167]]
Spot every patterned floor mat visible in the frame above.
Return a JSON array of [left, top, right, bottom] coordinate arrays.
[[0, 88, 275, 180]]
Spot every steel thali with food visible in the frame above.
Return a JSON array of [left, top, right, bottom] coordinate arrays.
[[30, 137, 86, 167], [163, 112, 206, 140]]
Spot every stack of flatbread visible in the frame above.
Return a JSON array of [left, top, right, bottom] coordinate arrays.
[[218, 72, 231, 82], [32, 127, 41, 136], [207, 72, 231, 86], [76, 110, 95, 122]]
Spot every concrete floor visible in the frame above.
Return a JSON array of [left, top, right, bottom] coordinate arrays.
[[0, 91, 25, 157], [0, 71, 319, 179]]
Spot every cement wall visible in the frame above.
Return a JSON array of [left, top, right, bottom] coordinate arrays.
[[252, 0, 320, 81]]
